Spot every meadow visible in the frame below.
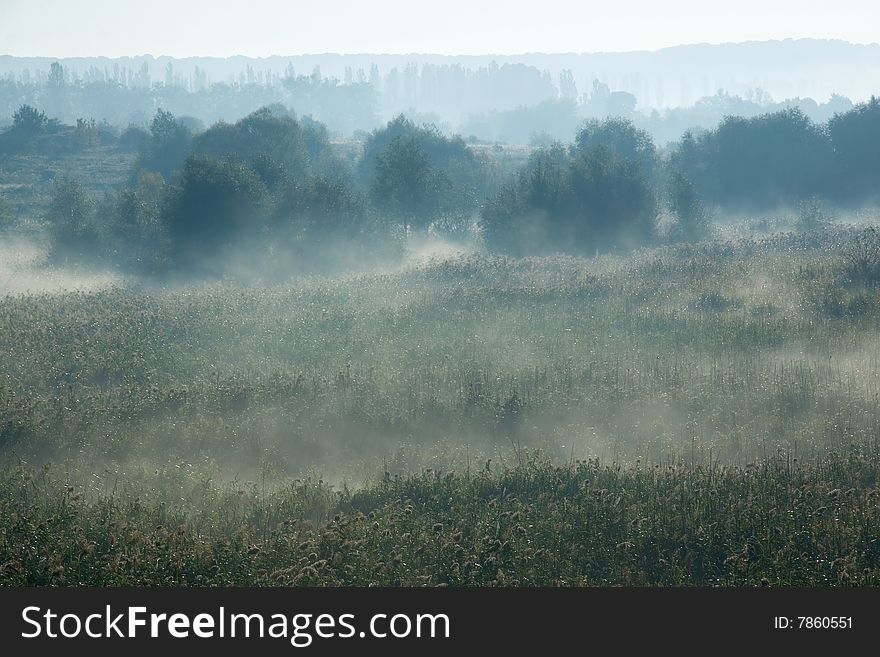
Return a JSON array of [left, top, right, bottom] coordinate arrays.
[[2, 223, 880, 585]]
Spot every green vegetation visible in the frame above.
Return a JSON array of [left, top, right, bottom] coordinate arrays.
[[2, 228, 880, 586], [2, 98, 880, 276], [361, 115, 489, 226], [3, 452, 879, 586], [3, 83, 880, 588]]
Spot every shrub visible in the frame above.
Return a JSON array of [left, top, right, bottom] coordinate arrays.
[[46, 177, 96, 261], [796, 196, 829, 232], [842, 228, 880, 286]]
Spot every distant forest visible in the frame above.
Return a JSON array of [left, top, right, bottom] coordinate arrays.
[[0, 40, 876, 144]]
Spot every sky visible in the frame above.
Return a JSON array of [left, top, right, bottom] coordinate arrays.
[[0, 0, 877, 57]]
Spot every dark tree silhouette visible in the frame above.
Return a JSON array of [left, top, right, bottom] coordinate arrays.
[[136, 109, 194, 182], [668, 172, 710, 242], [165, 155, 268, 265], [827, 96, 880, 204]]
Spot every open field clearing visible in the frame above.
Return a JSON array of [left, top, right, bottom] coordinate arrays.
[[2, 228, 879, 585]]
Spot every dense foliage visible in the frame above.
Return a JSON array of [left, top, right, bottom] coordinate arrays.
[[671, 100, 880, 208], [3, 452, 879, 586], [1, 96, 878, 274], [480, 124, 658, 255]]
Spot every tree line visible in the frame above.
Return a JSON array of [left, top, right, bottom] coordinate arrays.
[[2, 96, 879, 275], [1, 59, 861, 146]]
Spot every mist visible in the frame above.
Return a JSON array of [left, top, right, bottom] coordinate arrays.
[[3, 25, 880, 589]]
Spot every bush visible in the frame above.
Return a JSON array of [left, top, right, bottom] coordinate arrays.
[[796, 196, 829, 232], [11, 104, 48, 136], [843, 227, 880, 286], [0, 195, 12, 227], [118, 125, 149, 153], [0, 105, 50, 154], [109, 172, 170, 273], [46, 177, 96, 261]]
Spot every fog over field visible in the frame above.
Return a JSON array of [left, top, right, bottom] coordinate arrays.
[[2, 2, 880, 588]]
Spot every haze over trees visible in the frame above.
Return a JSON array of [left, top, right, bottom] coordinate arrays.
[[1, 41, 875, 145], [3, 38, 880, 591], [480, 122, 658, 256], [1, 90, 875, 277]]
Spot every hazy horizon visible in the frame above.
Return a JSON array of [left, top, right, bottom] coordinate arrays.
[[2, 36, 879, 59], [1, 0, 878, 58]]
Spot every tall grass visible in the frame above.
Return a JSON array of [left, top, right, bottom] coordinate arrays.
[[1, 226, 879, 585]]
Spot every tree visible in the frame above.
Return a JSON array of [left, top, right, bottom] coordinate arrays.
[[361, 115, 487, 227], [48, 62, 65, 90], [522, 143, 571, 214], [460, 99, 579, 145], [480, 144, 570, 256], [668, 173, 711, 242], [192, 107, 311, 189], [136, 109, 193, 182], [558, 69, 578, 100], [827, 96, 880, 204], [110, 172, 169, 272], [606, 91, 637, 117], [118, 125, 149, 153], [46, 178, 95, 260], [670, 108, 833, 209], [568, 145, 657, 250], [359, 115, 420, 181], [166, 155, 268, 267], [275, 175, 365, 237], [481, 138, 657, 255], [370, 136, 451, 227], [268, 174, 381, 275], [573, 118, 657, 179], [299, 115, 332, 172], [12, 105, 48, 136], [46, 62, 69, 119]]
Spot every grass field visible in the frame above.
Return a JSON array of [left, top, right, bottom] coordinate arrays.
[[1, 226, 880, 585]]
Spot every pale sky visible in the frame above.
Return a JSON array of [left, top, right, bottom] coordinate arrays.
[[0, 0, 877, 57]]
